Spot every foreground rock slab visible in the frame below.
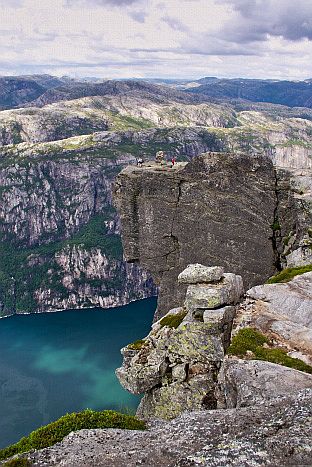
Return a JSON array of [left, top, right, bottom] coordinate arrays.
[[21, 390, 312, 467]]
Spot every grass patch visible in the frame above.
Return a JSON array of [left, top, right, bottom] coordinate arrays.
[[3, 458, 32, 466], [127, 339, 147, 350], [266, 264, 312, 283], [159, 310, 187, 329], [0, 409, 146, 462], [227, 328, 312, 374], [270, 221, 281, 231]]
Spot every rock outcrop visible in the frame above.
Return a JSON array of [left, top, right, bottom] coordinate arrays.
[[217, 359, 312, 408], [234, 271, 312, 360], [116, 265, 244, 420], [114, 152, 276, 317], [7, 266, 312, 466]]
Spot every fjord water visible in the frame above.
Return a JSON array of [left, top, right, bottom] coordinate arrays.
[[0, 298, 157, 448]]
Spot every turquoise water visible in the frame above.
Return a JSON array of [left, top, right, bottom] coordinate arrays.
[[0, 298, 157, 448]]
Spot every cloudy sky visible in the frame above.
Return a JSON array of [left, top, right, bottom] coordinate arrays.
[[0, 0, 311, 80]]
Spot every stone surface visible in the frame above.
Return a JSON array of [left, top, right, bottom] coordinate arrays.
[[178, 264, 224, 284], [217, 358, 312, 409], [234, 272, 312, 359], [286, 245, 312, 268], [114, 152, 275, 317], [116, 306, 225, 419], [19, 390, 312, 467], [203, 305, 236, 349], [184, 273, 243, 312]]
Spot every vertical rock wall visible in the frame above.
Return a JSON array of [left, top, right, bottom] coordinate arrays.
[[114, 152, 277, 317]]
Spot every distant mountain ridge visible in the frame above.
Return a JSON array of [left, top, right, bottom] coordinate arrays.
[[186, 77, 312, 108], [0, 74, 66, 110], [2, 74, 312, 111]]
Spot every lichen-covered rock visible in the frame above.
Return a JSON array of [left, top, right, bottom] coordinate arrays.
[[178, 264, 224, 284], [116, 265, 239, 420], [116, 310, 224, 416], [185, 273, 243, 312], [217, 359, 312, 409], [137, 373, 216, 420], [203, 305, 236, 349]]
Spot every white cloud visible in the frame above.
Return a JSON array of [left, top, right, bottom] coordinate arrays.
[[0, 0, 310, 79]]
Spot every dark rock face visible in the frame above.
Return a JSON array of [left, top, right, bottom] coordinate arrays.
[[23, 389, 312, 466], [114, 153, 277, 317]]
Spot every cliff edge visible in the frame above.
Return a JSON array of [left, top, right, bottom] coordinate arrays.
[[114, 153, 277, 317]]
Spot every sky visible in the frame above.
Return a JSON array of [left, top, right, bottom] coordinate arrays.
[[0, 0, 312, 80]]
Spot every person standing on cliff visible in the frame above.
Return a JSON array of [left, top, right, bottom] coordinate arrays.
[[171, 156, 176, 167], [155, 150, 165, 164]]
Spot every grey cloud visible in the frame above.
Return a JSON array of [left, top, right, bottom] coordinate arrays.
[[65, 0, 141, 6], [179, 28, 263, 57], [217, 0, 312, 42], [0, 0, 22, 6], [161, 16, 189, 32], [129, 10, 147, 23]]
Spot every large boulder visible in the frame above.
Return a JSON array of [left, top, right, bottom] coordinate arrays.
[[217, 358, 312, 409], [185, 273, 243, 312], [178, 264, 224, 284]]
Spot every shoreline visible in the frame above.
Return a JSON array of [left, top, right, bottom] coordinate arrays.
[[0, 294, 158, 320]]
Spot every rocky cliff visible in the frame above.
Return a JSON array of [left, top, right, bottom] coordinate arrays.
[[114, 153, 278, 317], [0, 79, 311, 316], [0, 152, 156, 316], [16, 265, 312, 466]]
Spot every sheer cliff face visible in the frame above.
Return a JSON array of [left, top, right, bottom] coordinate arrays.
[[114, 153, 277, 317], [0, 155, 156, 317]]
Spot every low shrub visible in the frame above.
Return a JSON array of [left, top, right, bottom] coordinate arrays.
[[227, 328, 312, 374], [0, 410, 146, 461]]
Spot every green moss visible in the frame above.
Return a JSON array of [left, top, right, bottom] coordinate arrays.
[[159, 311, 187, 329], [0, 409, 146, 461], [266, 264, 312, 283], [271, 221, 281, 231], [227, 328, 312, 374], [127, 339, 146, 350], [3, 458, 32, 466], [227, 328, 269, 355]]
